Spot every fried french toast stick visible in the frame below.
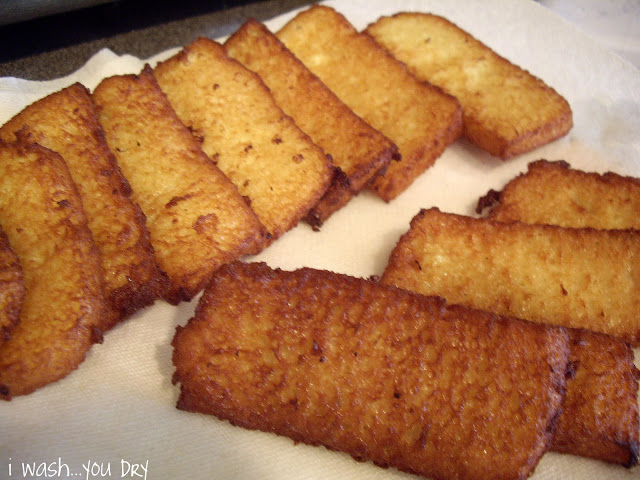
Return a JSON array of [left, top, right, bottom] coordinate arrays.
[[154, 38, 333, 243], [0, 83, 166, 328], [476, 159, 640, 466], [381, 207, 640, 344], [0, 141, 105, 399], [172, 261, 570, 480], [480, 159, 640, 229], [366, 13, 572, 158], [0, 227, 24, 344], [93, 66, 265, 304], [276, 5, 463, 201], [225, 19, 397, 227]]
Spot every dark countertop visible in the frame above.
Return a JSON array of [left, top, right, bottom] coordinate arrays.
[[0, 0, 315, 80]]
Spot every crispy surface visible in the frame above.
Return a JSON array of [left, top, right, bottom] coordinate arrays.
[[381, 208, 640, 344], [483, 159, 640, 228], [0, 83, 165, 328], [173, 261, 570, 480], [153, 37, 333, 242], [93, 66, 265, 304], [225, 19, 397, 227], [0, 226, 24, 344], [476, 159, 640, 466], [0, 141, 105, 399], [553, 330, 639, 466], [277, 5, 462, 201], [366, 13, 573, 158], [379, 217, 639, 466]]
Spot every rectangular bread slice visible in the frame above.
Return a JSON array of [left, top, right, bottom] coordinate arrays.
[[0, 141, 105, 399], [153, 37, 333, 243], [480, 159, 640, 229], [381, 207, 640, 344], [172, 261, 569, 480], [276, 5, 463, 201], [366, 13, 573, 158], [93, 66, 266, 304], [225, 19, 397, 228], [0, 83, 167, 329], [477, 159, 640, 466]]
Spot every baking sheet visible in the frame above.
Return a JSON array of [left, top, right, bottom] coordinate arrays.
[[1, 0, 639, 479]]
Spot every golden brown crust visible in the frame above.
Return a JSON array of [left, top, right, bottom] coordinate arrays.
[[276, 5, 463, 201], [0, 83, 165, 328], [93, 66, 265, 304], [552, 330, 639, 467], [366, 13, 573, 158], [484, 159, 640, 229], [0, 141, 106, 399], [154, 37, 333, 242], [173, 261, 570, 480], [380, 213, 640, 466], [474, 159, 640, 466], [0, 227, 24, 344], [303, 166, 354, 229], [382, 208, 640, 344], [225, 19, 397, 227]]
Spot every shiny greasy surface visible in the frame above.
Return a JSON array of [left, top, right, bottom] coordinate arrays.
[[366, 13, 573, 159], [154, 37, 333, 241], [93, 66, 264, 304], [0, 141, 105, 399], [0, 226, 23, 344], [380, 214, 639, 466], [487, 160, 640, 229], [225, 19, 396, 227], [481, 159, 640, 466], [553, 330, 639, 466], [173, 261, 570, 480], [0, 83, 164, 328], [277, 5, 463, 201], [382, 208, 640, 344]]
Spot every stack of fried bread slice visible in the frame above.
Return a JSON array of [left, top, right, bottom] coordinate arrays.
[[366, 13, 573, 158], [0, 226, 24, 345], [0, 141, 106, 400], [225, 19, 398, 228], [172, 261, 570, 480], [0, 27, 344, 399], [382, 204, 640, 465], [0, 84, 167, 329], [93, 66, 266, 304], [153, 37, 334, 243], [276, 5, 463, 201], [477, 159, 640, 465]]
